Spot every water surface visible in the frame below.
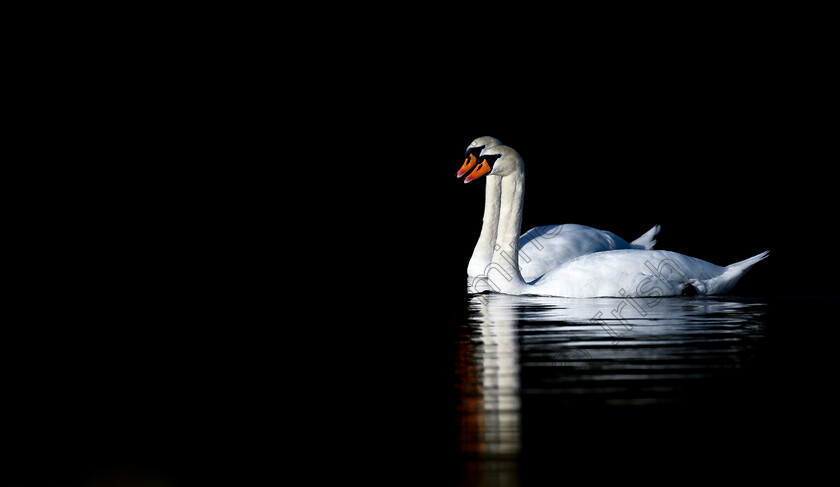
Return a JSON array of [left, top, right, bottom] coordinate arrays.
[[455, 293, 771, 485]]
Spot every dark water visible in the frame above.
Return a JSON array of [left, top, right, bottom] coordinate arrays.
[[451, 294, 838, 486], [8, 291, 837, 485]]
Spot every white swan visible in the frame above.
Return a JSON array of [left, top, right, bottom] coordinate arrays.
[[466, 145, 769, 297], [457, 136, 660, 285]]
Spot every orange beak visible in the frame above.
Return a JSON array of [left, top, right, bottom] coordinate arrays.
[[456, 154, 478, 178], [464, 159, 492, 183]]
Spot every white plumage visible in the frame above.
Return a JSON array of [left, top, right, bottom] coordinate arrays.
[[463, 144, 768, 298], [459, 136, 659, 283]]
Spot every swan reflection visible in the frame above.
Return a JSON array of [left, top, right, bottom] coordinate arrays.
[[457, 294, 521, 458], [456, 293, 767, 461]]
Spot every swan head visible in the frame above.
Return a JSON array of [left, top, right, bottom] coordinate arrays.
[[464, 145, 522, 183], [456, 136, 502, 178]]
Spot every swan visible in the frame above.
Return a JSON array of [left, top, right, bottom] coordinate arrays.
[[457, 136, 660, 284], [466, 144, 769, 297]]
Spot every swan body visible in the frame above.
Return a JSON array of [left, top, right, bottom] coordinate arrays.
[[466, 144, 768, 298], [459, 136, 659, 283], [515, 223, 659, 282], [524, 249, 769, 298]]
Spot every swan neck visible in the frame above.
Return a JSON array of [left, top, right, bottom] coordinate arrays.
[[492, 168, 526, 288], [470, 176, 501, 269]]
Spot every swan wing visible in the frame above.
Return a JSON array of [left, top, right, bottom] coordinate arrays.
[[518, 224, 635, 282]]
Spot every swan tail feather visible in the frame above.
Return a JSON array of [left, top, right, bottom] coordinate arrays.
[[703, 250, 770, 294], [629, 224, 660, 250], [727, 250, 771, 273]]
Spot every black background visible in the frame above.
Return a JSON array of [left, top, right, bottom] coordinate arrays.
[[325, 43, 837, 483], [380, 66, 834, 299], [9, 22, 837, 485], [328, 52, 836, 482]]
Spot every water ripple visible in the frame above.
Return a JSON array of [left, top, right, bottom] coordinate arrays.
[[455, 293, 767, 460]]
